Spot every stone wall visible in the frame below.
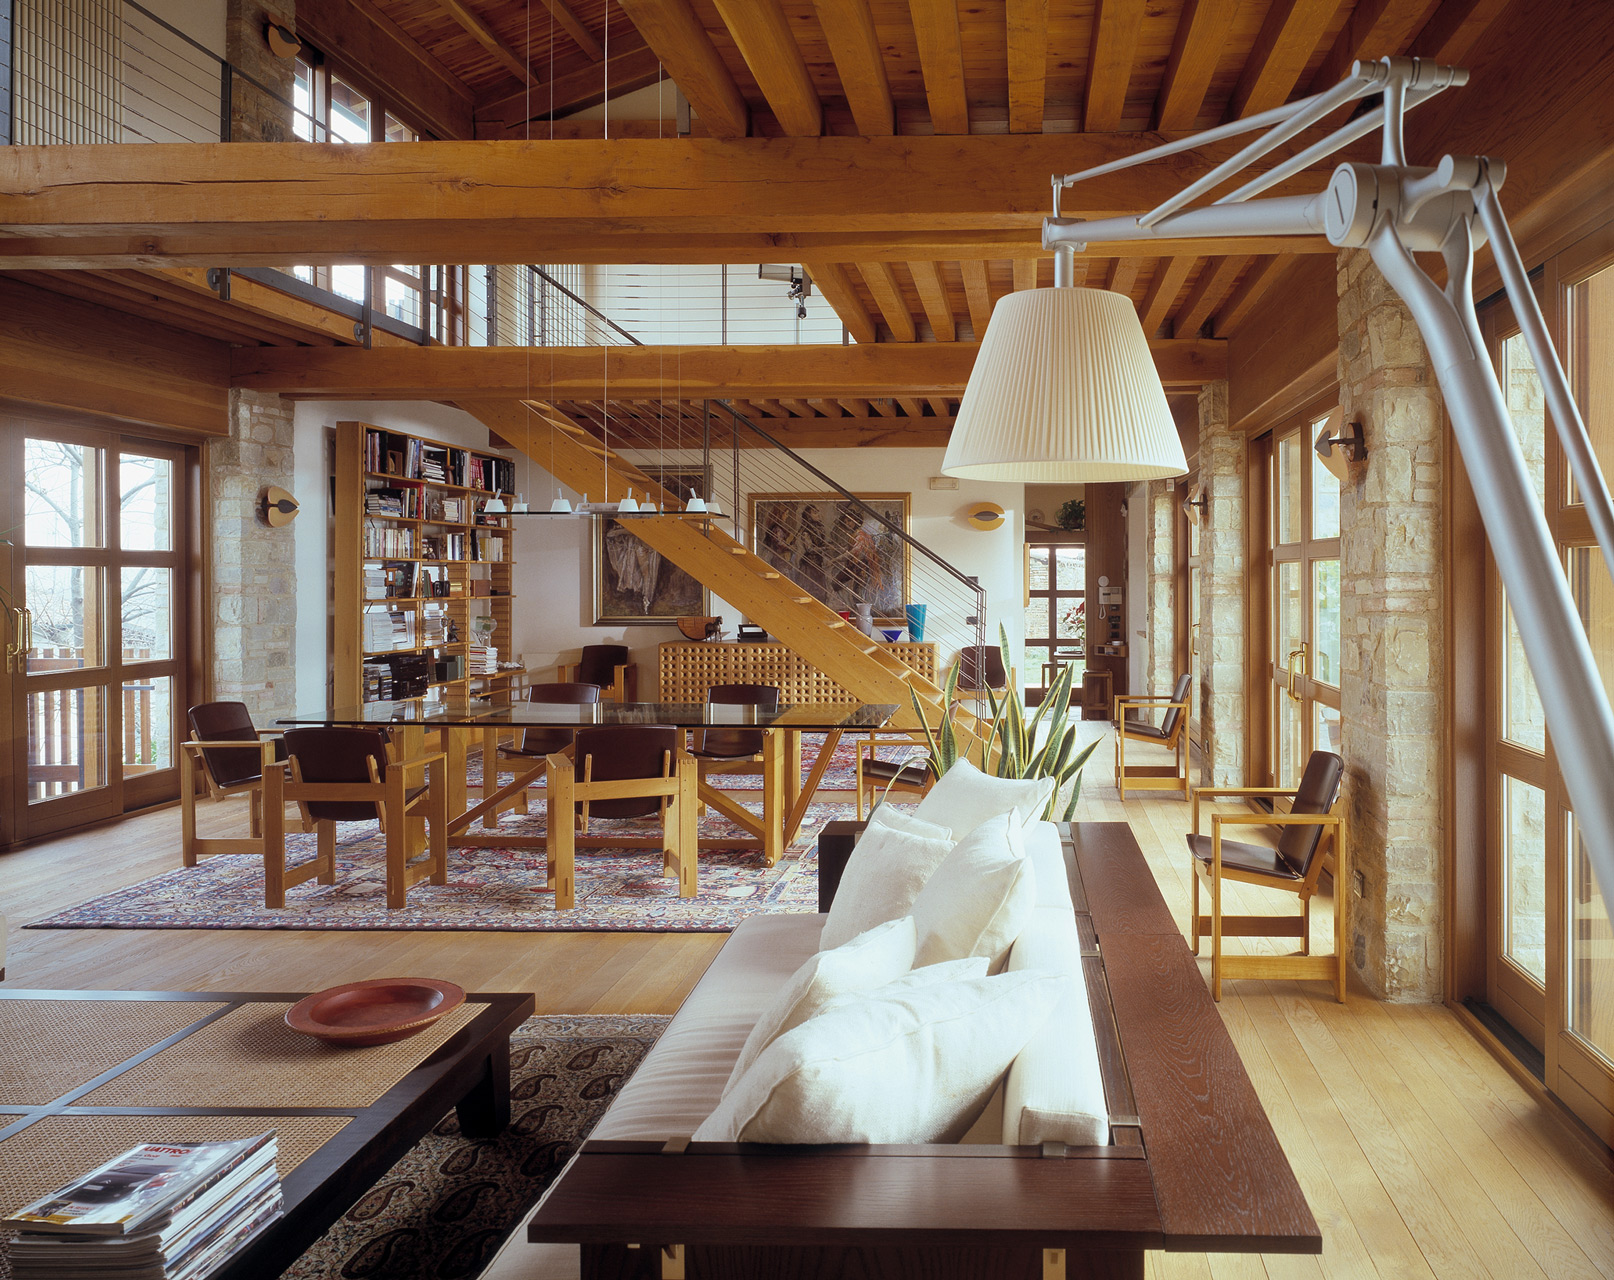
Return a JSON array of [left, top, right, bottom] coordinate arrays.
[[1146, 478, 1177, 697], [226, 0, 295, 142], [1197, 380, 1246, 785], [1336, 248, 1445, 1001], [211, 389, 297, 722]]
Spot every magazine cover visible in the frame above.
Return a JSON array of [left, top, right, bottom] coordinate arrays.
[[4, 1133, 275, 1236]]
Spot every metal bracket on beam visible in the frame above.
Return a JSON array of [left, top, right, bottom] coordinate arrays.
[[206, 267, 231, 301]]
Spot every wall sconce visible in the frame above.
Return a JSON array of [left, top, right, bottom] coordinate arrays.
[[1314, 408, 1367, 483], [1182, 483, 1207, 526], [964, 501, 1005, 530], [260, 486, 299, 527], [265, 23, 303, 59]]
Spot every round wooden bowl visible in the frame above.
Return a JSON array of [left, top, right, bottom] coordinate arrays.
[[677, 615, 720, 641], [285, 977, 466, 1047]]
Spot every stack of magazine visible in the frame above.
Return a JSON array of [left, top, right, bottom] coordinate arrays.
[[4, 1131, 282, 1279]]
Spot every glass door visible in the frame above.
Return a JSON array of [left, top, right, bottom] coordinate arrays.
[[1266, 413, 1343, 791], [1, 420, 190, 841], [1024, 538, 1085, 705]]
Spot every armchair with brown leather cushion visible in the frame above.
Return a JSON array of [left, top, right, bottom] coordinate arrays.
[[558, 645, 636, 703]]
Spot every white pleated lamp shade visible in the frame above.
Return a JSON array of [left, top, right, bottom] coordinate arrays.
[[943, 287, 1188, 482]]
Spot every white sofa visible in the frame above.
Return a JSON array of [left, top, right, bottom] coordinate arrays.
[[483, 819, 1107, 1280]]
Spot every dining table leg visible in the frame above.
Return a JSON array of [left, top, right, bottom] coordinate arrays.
[[445, 727, 468, 828], [762, 729, 787, 866]]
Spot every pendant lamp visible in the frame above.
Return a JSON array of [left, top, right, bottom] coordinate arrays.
[[943, 280, 1187, 483]]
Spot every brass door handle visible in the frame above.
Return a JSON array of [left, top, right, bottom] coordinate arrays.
[[1190, 621, 1200, 657], [1285, 642, 1309, 702]]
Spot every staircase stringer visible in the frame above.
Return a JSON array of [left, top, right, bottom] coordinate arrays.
[[458, 399, 986, 740]]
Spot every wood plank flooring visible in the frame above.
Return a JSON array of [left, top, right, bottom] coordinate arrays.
[[1, 731, 1610, 1279]]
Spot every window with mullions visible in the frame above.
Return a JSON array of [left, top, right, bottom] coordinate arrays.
[[1024, 540, 1085, 697]]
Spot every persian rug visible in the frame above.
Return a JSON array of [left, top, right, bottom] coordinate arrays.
[[466, 730, 927, 794], [27, 800, 846, 934], [279, 1013, 668, 1280]]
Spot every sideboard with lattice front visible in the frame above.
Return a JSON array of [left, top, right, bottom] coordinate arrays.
[[658, 641, 936, 703]]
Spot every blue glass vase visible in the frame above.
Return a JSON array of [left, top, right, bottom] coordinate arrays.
[[905, 603, 927, 642]]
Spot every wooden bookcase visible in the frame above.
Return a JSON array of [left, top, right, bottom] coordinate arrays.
[[332, 420, 518, 706]]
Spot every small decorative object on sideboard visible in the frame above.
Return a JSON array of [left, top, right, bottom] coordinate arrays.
[[677, 615, 723, 641], [736, 623, 770, 643], [904, 602, 926, 641]]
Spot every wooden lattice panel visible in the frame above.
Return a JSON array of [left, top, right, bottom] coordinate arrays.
[[658, 642, 936, 703]]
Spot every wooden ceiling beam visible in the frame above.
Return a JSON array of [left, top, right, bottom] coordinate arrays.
[[1173, 254, 1248, 338], [1408, 0, 1512, 65], [812, 0, 894, 135], [803, 262, 879, 345], [908, 0, 971, 134], [1007, 0, 1050, 133], [896, 397, 925, 418], [711, 0, 823, 136], [1013, 258, 1040, 292], [840, 398, 873, 416], [616, 0, 749, 137], [869, 398, 897, 416], [926, 397, 951, 418], [540, 0, 602, 60], [907, 261, 957, 342], [231, 340, 1229, 399], [1311, 0, 1439, 94], [1106, 258, 1142, 299], [858, 262, 919, 342], [959, 260, 993, 339], [474, 43, 664, 132], [1137, 255, 1196, 337], [1084, 0, 1146, 132], [1210, 255, 1288, 337], [432, 0, 540, 89], [780, 398, 819, 417], [1228, 0, 1339, 121], [1155, 0, 1239, 130]]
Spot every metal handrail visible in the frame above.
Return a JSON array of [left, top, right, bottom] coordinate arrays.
[[531, 267, 644, 346]]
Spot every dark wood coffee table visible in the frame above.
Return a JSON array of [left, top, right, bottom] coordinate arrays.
[[0, 988, 533, 1280]]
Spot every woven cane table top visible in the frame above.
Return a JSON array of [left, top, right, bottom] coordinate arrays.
[[79, 1000, 481, 1108], [0, 1000, 226, 1106]]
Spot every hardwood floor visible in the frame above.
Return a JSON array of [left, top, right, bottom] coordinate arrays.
[[2, 738, 1610, 1279]]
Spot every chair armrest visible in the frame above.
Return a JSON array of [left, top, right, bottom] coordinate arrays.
[[1192, 786, 1299, 799], [390, 751, 447, 770], [1211, 812, 1339, 827]]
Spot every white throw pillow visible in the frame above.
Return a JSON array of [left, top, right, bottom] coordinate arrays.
[[912, 756, 1056, 833], [721, 916, 917, 1098], [910, 811, 1037, 971], [693, 967, 1064, 1145], [818, 807, 955, 951]]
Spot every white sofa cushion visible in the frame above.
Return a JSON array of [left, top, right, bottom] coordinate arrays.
[[1022, 819, 1075, 912], [910, 811, 1037, 971], [912, 756, 1056, 833], [1002, 909, 1109, 1147], [818, 808, 954, 951], [693, 967, 1063, 1145], [721, 916, 917, 1098]]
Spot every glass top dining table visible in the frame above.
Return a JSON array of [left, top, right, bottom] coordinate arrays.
[[277, 700, 899, 732]]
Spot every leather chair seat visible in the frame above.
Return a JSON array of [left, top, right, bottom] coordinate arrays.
[[1186, 834, 1303, 882], [862, 758, 931, 786], [1122, 721, 1170, 741]]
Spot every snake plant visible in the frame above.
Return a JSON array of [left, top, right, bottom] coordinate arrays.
[[907, 624, 1100, 822]]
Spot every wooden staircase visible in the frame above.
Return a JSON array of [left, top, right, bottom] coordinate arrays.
[[457, 398, 985, 741]]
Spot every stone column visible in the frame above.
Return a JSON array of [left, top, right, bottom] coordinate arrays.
[[1145, 478, 1177, 696], [226, 0, 295, 142], [1197, 380, 1245, 785], [211, 390, 297, 722], [1337, 248, 1445, 1001]]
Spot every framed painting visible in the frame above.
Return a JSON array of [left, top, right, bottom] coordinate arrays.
[[748, 492, 911, 615], [592, 466, 710, 624]]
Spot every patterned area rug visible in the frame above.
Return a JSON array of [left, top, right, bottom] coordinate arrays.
[[280, 1013, 667, 1280], [468, 731, 925, 793], [27, 800, 845, 934]]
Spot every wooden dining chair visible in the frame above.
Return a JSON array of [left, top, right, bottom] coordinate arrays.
[[1187, 750, 1348, 1002], [854, 733, 934, 818], [269, 727, 448, 910], [558, 644, 636, 703], [544, 725, 698, 910], [1114, 673, 1193, 800], [180, 701, 312, 867], [689, 683, 779, 792], [487, 682, 601, 822]]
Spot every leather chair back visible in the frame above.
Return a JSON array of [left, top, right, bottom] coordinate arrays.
[[520, 682, 601, 757], [957, 645, 1007, 691], [573, 725, 679, 819], [1277, 751, 1345, 878], [576, 645, 629, 688], [283, 727, 391, 822], [188, 701, 280, 789], [694, 683, 779, 757], [1160, 673, 1193, 741]]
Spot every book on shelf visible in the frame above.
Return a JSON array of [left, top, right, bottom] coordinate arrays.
[[467, 645, 497, 675]]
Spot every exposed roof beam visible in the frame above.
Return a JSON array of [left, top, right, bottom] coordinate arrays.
[[1137, 256, 1197, 336], [345, 0, 476, 105], [803, 262, 878, 344], [859, 262, 919, 342], [897, 396, 925, 418], [780, 398, 819, 416], [959, 260, 993, 338], [1211, 255, 1288, 337], [927, 397, 950, 418], [907, 261, 957, 342], [1228, 0, 1339, 121], [1007, 0, 1049, 133], [1155, 0, 1239, 130], [812, 0, 894, 135], [1013, 258, 1040, 292], [231, 341, 1230, 399], [617, 0, 749, 137], [540, 0, 603, 60], [1408, 0, 1512, 64], [711, 0, 823, 136], [908, 0, 971, 134], [1084, 0, 1145, 132], [1311, 0, 1439, 95], [1173, 254, 1248, 337], [1107, 258, 1142, 299], [432, 0, 540, 89], [475, 43, 664, 132]]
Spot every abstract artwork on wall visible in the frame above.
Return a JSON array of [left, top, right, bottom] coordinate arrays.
[[749, 492, 911, 615], [592, 467, 710, 624]]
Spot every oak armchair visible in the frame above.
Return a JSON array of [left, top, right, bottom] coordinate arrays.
[[181, 701, 312, 868], [1113, 673, 1193, 800], [558, 644, 636, 703]]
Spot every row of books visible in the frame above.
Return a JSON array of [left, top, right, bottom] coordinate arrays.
[[467, 644, 497, 676], [419, 533, 503, 562], [364, 431, 515, 494], [362, 609, 415, 653], [364, 484, 424, 519], [362, 525, 416, 558], [4, 1132, 282, 1280]]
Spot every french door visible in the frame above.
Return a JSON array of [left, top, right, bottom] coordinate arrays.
[[1263, 410, 1342, 790], [0, 418, 192, 844]]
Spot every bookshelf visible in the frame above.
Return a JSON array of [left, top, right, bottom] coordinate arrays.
[[333, 420, 519, 706]]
